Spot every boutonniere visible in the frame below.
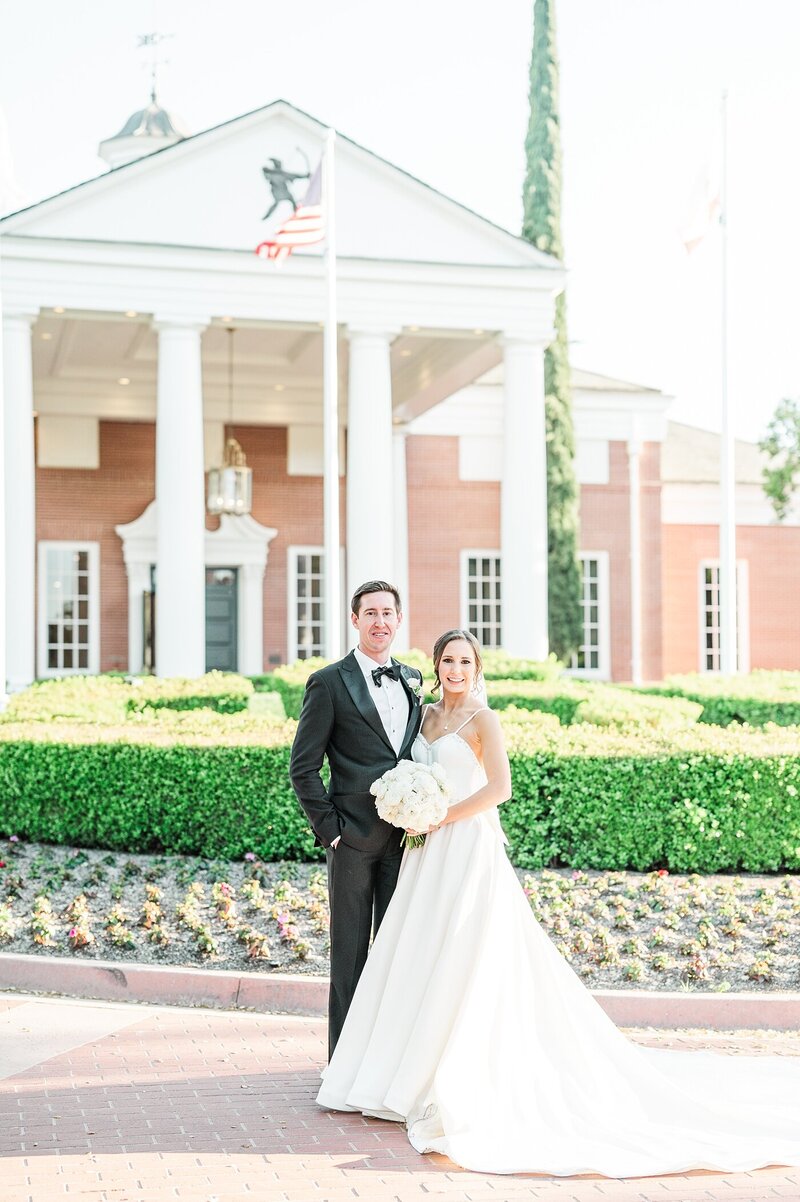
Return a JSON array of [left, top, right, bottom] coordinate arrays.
[[408, 677, 424, 704]]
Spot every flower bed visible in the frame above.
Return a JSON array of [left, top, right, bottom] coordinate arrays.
[[2, 835, 799, 994]]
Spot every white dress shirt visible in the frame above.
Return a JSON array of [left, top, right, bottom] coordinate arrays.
[[353, 646, 409, 756]]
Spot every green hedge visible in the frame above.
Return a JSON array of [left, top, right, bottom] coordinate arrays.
[[502, 718, 800, 872], [639, 671, 800, 727], [256, 652, 562, 718], [0, 712, 315, 860], [3, 672, 255, 723], [2, 710, 799, 872]]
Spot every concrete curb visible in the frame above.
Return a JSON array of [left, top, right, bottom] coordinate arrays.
[[2, 951, 799, 1029]]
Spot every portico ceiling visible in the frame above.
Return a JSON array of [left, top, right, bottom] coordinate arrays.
[[31, 310, 500, 426]]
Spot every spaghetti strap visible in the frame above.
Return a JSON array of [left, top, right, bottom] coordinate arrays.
[[452, 707, 489, 736]]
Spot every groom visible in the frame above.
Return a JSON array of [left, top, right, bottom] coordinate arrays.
[[290, 580, 424, 1057]]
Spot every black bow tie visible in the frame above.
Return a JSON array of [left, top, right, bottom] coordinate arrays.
[[371, 663, 400, 687]]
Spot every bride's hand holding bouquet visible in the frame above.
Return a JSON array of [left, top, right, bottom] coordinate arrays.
[[370, 760, 452, 848]]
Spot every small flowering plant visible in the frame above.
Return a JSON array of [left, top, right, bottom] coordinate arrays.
[[370, 759, 451, 849]]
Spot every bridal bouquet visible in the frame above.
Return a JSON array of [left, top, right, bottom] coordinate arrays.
[[370, 760, 452, 849]]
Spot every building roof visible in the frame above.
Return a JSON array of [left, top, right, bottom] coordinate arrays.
[[0, 99, 560, 272], [662, 421, 764, 484], [571, 368, 663, 395]]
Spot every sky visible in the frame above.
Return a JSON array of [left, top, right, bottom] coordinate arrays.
[[1, 0, 798, 442]]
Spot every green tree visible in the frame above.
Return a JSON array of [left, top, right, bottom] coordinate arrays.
[[760, 398, 800, 522], [521, 0, 582, 661]]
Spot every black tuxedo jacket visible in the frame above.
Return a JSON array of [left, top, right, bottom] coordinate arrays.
[[289, 650, 424, 851]]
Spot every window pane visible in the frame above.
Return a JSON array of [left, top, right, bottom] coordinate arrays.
[[570, 555, 605, 675], [293, 550, 325, 659]]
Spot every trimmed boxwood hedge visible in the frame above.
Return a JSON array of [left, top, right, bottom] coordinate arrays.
[[256, 652, 561, 719], [1, 710, 799, 873], [3, 672, 255, 723], [639, 671, 800, 728]]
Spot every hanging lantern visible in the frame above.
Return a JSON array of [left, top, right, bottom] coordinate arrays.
[[207, 327, 253, 516], [207, 437, 253, 515]]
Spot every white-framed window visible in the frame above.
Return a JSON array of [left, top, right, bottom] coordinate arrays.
[[698, 560, 750, 673], [37, 541, 100, 676], [288, 547, 325, 661], [461, 550, 502, 649], [567, 551, 611, 679]]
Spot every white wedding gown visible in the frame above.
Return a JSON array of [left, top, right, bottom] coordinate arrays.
[[317, 715, 800, 1177]]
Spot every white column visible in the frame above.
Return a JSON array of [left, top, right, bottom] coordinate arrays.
[[501, 335, 549, 659], [154, 320, 207, 678], [627, 434, 643, 685], [3, 311, 37, 691], [239, 562, 265, 676], [346, 327, 396, 608], [392, 424, 410, 652]]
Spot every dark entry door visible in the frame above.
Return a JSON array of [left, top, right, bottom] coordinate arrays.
[[206, 568, 238, 671]]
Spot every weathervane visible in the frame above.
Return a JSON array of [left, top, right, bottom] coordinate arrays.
[[261, 147, 311, 220], [137, 31, 173, 102]]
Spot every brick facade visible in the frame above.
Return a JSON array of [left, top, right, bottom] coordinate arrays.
[[33, 418, 800, 680], [662, 523, 800, 675]]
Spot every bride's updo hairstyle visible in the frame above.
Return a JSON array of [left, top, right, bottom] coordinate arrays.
[[431, 628, 484, 695]]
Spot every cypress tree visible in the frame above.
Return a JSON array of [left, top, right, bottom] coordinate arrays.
[[521, 0, 582, 661]]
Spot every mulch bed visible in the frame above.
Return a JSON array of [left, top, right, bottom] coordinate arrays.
[[1, 836, 799, 992]]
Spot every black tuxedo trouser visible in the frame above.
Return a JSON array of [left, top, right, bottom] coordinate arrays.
[[325, 833, 402, 1060]]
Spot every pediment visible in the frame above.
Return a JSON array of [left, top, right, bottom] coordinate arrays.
[[2, 100, 556, 270]]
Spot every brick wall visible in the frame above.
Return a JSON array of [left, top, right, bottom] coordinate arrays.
[[406, 434, 500, 656], [36, 422, 345, 673], [228, 424, 345, 666], [36, 420, 156, 672], [662, 523, 800, 674], [577, 441, 662, 681], [48, 421, 800, 684]]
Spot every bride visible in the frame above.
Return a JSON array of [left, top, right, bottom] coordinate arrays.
[[317, 629, 800, 1178]]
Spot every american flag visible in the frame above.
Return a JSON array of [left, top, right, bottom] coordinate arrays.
[[255, 161, 324, 263]]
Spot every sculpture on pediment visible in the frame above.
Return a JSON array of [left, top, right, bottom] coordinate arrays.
[[261, 151, 310, 220]]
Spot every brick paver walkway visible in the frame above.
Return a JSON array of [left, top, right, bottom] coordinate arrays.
[[1, 991, 799, 1202]]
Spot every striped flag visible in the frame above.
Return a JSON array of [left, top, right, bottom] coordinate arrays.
[[680, 160, 721, 253], [255, 161, 323, 263]]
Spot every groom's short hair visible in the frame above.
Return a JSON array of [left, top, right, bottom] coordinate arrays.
[[351, 580, 402, 615]]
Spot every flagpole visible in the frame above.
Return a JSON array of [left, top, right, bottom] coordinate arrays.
[[322, 128, 342, 660], [718, 89, 737, 675]]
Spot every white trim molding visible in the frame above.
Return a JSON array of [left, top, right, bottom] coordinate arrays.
[[460, 549, 502, 650], [698, 558, 750, 674], [287, 546, 325, 662], [37, 540, 101, 677], [115, 501, 277, 675], [566, 551, 611, 681]]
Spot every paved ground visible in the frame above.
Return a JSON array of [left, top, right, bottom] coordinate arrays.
[[1, 992, 799, 1202]]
